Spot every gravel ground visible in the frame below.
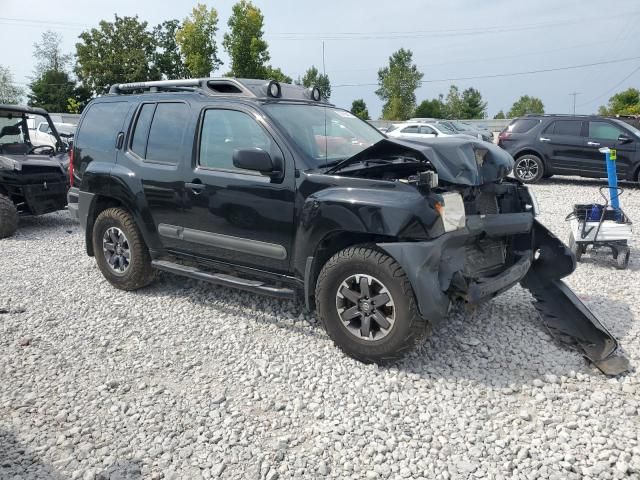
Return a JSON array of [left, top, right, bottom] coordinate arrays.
[[1, 177, 639, 480]]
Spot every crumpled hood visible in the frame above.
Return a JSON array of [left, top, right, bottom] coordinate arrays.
[[350, 137, 513, 186]]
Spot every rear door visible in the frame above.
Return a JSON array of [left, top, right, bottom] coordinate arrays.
[[538, 119, 585, 173], [582, 120, 636, 177]]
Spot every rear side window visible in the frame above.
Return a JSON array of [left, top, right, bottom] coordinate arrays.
[[507, 118, 540, 133], [589, 121, 624, 140], [546, 120, 582, 136], [145, 103, 190, 164], [130, 103, 155, 158], [77, 102, 129, 153]]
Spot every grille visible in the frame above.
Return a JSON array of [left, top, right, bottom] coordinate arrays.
[[464, 238, 507, 276]]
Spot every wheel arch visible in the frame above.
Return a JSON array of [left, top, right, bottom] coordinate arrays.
[[513, 148, 546, 165], [303, 231, 396, 311]]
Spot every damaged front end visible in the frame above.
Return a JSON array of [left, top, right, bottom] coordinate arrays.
[[369, 138, 629, 375]]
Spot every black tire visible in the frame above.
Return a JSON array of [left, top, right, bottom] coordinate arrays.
[[568, 232, 583, 262], [542, 173, 554, 179], [0, 194, 18, 239], [615, 247, 630, 270], [513, 154, 544, 183], [315, 246, 429, 364], [92, 207, 155, 290]]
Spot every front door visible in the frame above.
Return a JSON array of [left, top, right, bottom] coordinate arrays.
[[582, 120, 636, 177], [174, 106, 295, 273]]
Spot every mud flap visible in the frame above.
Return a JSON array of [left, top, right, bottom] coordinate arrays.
[[521, 221, 630, 376]]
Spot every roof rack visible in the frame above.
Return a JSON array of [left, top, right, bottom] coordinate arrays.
[[523, 113, 602, 118], [107, 77, 327, 103]]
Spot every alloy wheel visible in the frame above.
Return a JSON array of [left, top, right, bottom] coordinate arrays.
[[335, 274, 396, 341], [102, 227, 131, 274], [515, 157, 539, 181]]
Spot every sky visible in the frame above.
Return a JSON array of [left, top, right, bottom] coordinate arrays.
[[1, 0, 639, 118]]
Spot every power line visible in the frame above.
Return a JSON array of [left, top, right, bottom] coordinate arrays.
[[332, 56, 640, 88], [569, 92, 581, 114], [576, 64, 640, 107]]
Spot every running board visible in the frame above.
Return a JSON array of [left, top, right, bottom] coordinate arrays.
[[151, 260, 296, 299]]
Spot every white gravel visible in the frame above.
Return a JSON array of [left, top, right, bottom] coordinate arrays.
[[1, 177, 639, 480]]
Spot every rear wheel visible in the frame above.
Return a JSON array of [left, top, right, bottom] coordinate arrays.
[[514, 154, 544, 183], [315, 246, 429, 364], [615, 246, 630, 270], [92, 207, 155, 290], [0, 194, 18, 239], [568, 232, 583, 262]]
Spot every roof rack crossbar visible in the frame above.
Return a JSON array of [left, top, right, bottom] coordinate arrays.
[[109, 79, 203, 94]]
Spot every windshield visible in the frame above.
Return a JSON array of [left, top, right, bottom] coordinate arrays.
[[263, 104, 384, 166], [452, 121, 472, 131], [436, 123, 456, 134], [0, 113, 28, 147]]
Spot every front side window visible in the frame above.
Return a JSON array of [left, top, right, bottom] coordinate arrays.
[[589, 121, 624, 141], [419, 126, 435, 134], [199, 109, 277, 171], [401, 126, 419, 133]]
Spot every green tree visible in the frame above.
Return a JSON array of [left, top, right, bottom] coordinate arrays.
[[444, 85, 462, 119], [264, 66, 292, 83], [493, 110, 506, 119], [597, 88, 640, 115], [75, 15, 159, 95], [223, 0, 270, 78], [154, 19, 188, 79], [300, 66, 331, 100], [350, 99, 369, 120], [176, 5, 221, 77], [508, 95, 544, 117], [459, 87, 487, 119], [0, 65, 23, 104], [414, 95, 446, 118], [33, 30, 72, 76], [376, 49, 423, 120], [28, 70, 75, 112]]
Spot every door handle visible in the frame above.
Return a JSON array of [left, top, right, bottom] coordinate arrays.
[[587, 141, 600, 147], [539, 137, 550, 142], [186, 181, 205, 195], [115, 132, 124, 149]]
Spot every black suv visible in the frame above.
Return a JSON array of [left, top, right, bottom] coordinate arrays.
[[498, 114, 640, 184], [66, 78, 627, 372]]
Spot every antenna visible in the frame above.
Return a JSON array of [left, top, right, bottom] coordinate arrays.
[[322, 40, 328, 166]]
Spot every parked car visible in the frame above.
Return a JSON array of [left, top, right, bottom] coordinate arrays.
[[386, 122, 475, 140], [498, 114, 640, 184], [28, 120, 76, 149], [67, 78, 626, 373], [436, 120, 493, 142], [0, 105, 69, 238]]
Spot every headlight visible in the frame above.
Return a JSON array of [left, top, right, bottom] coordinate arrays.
[[525, 186, 539, 216], [436, 192, 466, 232]]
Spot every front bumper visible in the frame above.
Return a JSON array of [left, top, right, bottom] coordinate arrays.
[[378, 212, 534, 322]]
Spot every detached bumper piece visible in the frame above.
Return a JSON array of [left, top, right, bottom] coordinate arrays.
[[521, 220, 630, 376], [526, 280, 629, 376]]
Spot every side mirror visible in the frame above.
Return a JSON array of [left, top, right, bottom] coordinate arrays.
[[233, 148, 276, 174], [618, 133, 632, 144]]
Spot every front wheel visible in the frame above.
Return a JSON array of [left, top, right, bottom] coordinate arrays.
[[0, 194, 18, 239], [315, 247, 429, 364], [92, 207, 155, 290], [514, 154, 544, 183], [568, 232, 583, 262]]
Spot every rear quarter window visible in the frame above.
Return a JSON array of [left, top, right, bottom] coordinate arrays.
[[76, 102, 130, 153], [507, 118, 540, 134]]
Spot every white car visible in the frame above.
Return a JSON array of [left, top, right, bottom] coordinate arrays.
[[386, 122, 475, 140], [28, 120, 75, 148]]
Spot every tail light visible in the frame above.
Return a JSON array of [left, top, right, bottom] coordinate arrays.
[[68, 147, 74, 187], [498, 131, 511, 141]]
